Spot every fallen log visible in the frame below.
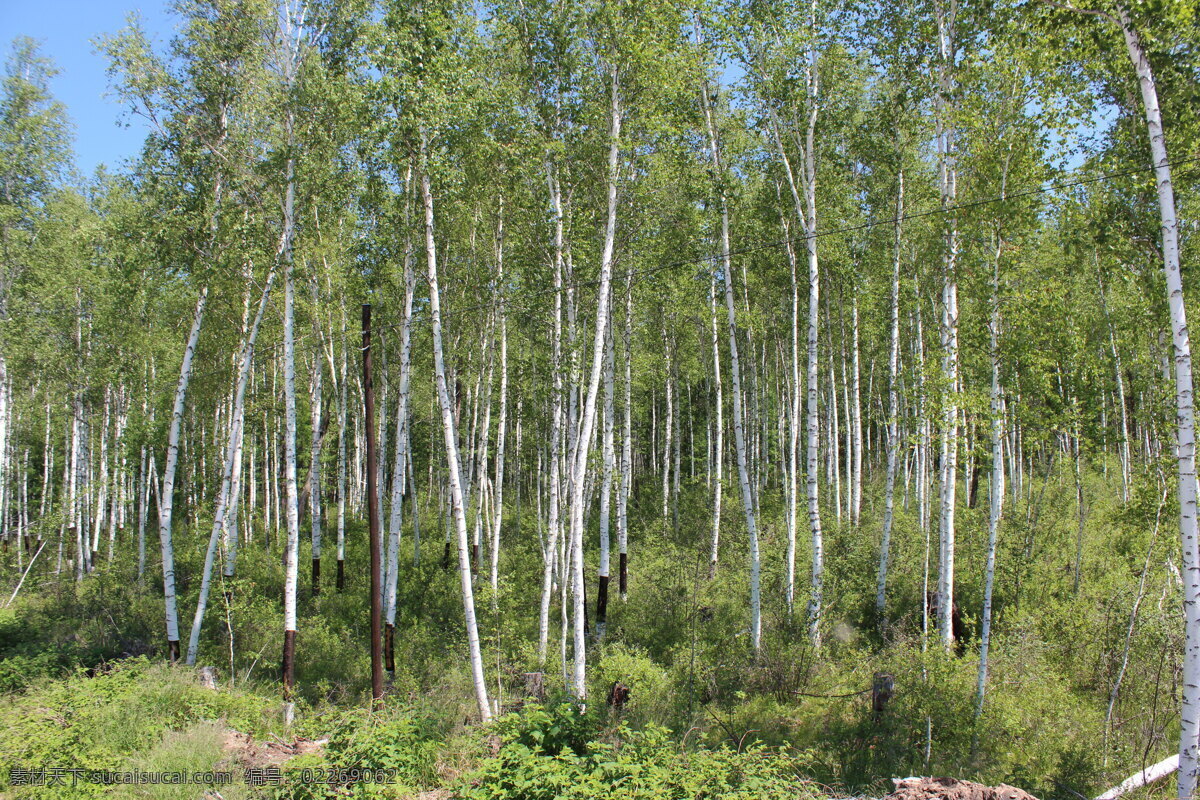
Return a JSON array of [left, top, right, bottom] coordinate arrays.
[[1094, 754, 1178, 800]]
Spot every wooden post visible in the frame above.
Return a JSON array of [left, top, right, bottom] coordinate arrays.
[[363, 304, 384, 706]]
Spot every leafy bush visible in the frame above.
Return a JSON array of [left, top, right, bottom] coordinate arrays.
[[271, 706, 444, 799], [461, 704, 821, 800], [0, 657, 276, 799]]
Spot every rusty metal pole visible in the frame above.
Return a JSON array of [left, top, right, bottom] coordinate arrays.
[[363, 304, 384, 706]]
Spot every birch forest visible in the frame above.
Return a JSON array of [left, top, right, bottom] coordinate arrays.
[[1, 0, 1198, 797]]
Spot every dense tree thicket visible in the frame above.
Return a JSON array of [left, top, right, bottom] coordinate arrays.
[[0, 0, 1198, 796]]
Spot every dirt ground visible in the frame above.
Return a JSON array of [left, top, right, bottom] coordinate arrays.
[[885, 776, 1040, 800]]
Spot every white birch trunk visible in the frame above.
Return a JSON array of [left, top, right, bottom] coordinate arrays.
[[802, 42, 823, 648], [185, 265, 276, 665], [935, 0, 960, 652], [490, 201, 508, 606], [158, 287, 208, 660], [565, 67, 621, 698], [618, 262, 633, 596], [387, 175, 416, 627], [876, 171, 903, 623], [976, 228, 1006, 720], [851, 297, 863, 527], [698, 52, 761, 652], [597, 293, 614, 636], [537, 163, 565, 665], [421, 146, 492, 722], [1112, 4, 1198, 794], [708, 272, 724, 576], [309, 291, 324, 594], [337, 308, 348, 572]]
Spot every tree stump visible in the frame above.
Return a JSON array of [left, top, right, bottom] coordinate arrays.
[[197, 666, 219, 690], [522, 672, 545, 702], [607, 681, 630, 712]]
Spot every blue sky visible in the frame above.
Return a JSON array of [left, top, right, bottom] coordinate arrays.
[[1, 0, 177, 176], [4, 1, 1111, 179]]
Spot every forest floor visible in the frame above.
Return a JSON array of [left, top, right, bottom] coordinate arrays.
[[0, 467, 1182, 799]]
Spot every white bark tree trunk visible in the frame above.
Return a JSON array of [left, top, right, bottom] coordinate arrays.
[[976, 227, 1006, 721], [597, 295, 614, 637], [490, 200, 508, 607], [851, 297, 863, 528], [935, 0, 960, 652], [538, 163, 565, 665], [802, 44, 823, 649], [699, 45, 761, 652], [337, 307, 348, 583], [158, 287, 208, 661], [386, 174, 416, 632], [309, 284, 324, 596], [618, 263, 633, 596], [565, 66, 621, 699], [708, 272, 724, 577], [421, 145, 492, 722], [1111, 5, 1198, 794], [185, 265, 276, 665], [876, 170, 903, 624]]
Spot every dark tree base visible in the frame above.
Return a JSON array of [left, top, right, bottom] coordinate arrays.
[[336, 558, 345, 591], [597, 575, 609, 628], [282, 628, 297, 699], [312, 557, 321, 597], [619, 552, 628, 597]]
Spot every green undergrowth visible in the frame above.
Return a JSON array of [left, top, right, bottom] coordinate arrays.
[[0, 462, 1180, 798], [458, 702, 822, 800], [0, 657, 279, 799], [0, 661, 826, 800]]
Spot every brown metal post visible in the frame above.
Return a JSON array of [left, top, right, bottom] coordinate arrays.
[[363, 304, 384, 706]]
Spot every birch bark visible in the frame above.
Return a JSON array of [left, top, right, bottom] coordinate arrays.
[[698, 48, 761, 652], [1111, 4, 1199, 793], [421, 145, 492, 722], [876, 171, 903, 624]]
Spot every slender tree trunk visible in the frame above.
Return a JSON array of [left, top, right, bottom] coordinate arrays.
[[802, 51, 823, 648], [708, 272, 724, 577], [309, 285, 324, 597], [490, 199, 508, 608], [876, 170, 903, 625], [565, 66, 621, 699], [184, 265, 277, 665], [337, 307, 348, 589], [159, 287, 208, 662], [661, 331, 672, 521], [699, 47, 761, 652], [781, 207, 801, 612], [851, 297, 863, 527], [386, 170, 415, 656], [538, 163, 565, 665], [278, 33, 301, 709], [618, 263, 633, 596], [597, 290, 614, 637], [935, 0, 960, 652], [1112, 9, 1200, 788], [421, 144, 492, 723], [1099, 277, 1131, 503], [976, 225, 1006, 725]]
